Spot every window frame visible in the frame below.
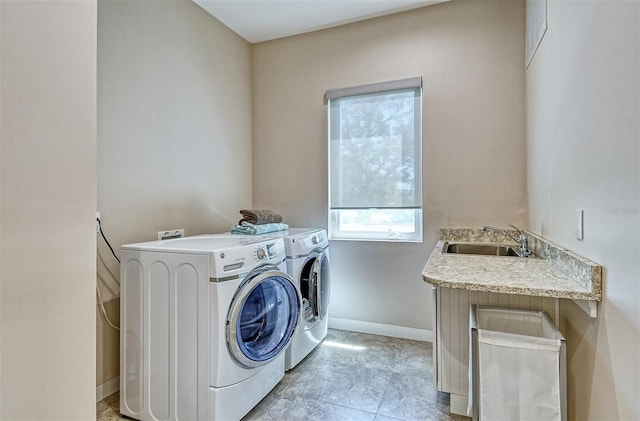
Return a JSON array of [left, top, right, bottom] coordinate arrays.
[[326, 78, 423, 243]]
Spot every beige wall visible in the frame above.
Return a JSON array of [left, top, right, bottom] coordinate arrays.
[[252, 0, 526, 330], [526, 1, 639, 419], [0, 0, 97, 419], [97, 0, 252, 388]]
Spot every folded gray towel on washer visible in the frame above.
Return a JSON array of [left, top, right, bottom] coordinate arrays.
[[239, 209, 283, 225]]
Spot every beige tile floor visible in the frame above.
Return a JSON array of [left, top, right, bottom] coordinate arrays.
[[97, 329, 470, 421]]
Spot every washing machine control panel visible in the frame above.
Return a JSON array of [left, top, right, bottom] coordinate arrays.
[[253, 241, 284, 262], [210, 238, 286, 277]]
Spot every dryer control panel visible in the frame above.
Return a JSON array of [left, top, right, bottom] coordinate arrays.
[[301, 231, 328, 250]]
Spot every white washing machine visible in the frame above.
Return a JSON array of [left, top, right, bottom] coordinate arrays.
[[256, 228, 331, 370], [119, 235, 301, 421]]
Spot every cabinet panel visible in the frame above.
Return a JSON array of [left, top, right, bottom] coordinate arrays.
[[435, 287, 557, 395]]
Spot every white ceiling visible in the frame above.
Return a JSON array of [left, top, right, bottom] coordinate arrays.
[[193, 0, 448, 44]]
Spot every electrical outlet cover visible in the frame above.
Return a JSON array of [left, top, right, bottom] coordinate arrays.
[[158, 229, 185, 240]]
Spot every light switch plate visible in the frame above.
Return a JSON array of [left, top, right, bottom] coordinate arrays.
[[575, 209, 584, 240]]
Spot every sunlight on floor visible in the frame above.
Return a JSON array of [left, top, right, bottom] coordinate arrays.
[[322, 340, 366, 351]]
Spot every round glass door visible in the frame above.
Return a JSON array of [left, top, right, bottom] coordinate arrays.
[[300, 250, 331, 322], [227, 266, 301, 368]]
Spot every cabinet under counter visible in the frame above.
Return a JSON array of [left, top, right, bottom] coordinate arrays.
[[431, 286, 559, 415], [422, 228, 602, 416]]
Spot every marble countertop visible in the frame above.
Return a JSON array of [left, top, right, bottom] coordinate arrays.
[[422, 229, 602, 301]]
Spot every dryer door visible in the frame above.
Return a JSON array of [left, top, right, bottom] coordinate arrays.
[[226, 265, 301, 368], [300, 249, 331, 322]]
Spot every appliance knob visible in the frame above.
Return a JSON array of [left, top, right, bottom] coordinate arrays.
[[256, 247, 267, 260], [312, 236, 319, 245]]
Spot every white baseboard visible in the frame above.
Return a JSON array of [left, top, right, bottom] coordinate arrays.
[[96, 376, 119, 402], [450, 393, 470, 417], [328, 317, 432, 342]]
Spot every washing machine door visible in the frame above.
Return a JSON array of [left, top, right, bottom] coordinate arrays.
[[300, 249, 331, 322], [226, 265, 301, 368]]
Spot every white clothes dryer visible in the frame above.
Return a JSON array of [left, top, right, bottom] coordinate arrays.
[[257, 228, 331, 370], [119, 235, 301, 421]]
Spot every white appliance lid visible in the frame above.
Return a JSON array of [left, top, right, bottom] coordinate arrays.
[[121, 234, 277, 253]]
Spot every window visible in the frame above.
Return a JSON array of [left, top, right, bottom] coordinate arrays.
[[326, 77, 422, 242]]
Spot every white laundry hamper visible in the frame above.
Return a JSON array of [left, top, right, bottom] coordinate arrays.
[[469, 305, 567, 421]]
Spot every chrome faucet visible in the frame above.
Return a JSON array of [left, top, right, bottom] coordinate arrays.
[[481, 225, 532, 257]]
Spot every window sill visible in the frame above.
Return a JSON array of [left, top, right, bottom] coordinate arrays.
[[328, 235, 423, 244]]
